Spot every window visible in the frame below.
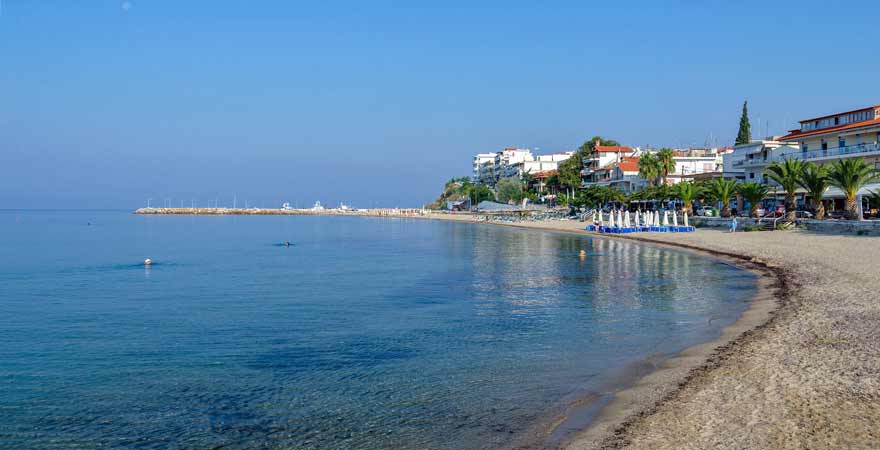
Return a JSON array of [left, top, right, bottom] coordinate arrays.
[[839, 137, 846, 148], [821, 140, 828, 150], [749, 172, 755, 179], [802, 143, 808, 152], [835, 117, 840, 125]]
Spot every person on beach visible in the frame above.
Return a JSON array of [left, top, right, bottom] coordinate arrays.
[[729, 216, 737, 233]]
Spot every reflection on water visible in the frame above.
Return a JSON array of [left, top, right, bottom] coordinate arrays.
[[0, 212, 755, 449]]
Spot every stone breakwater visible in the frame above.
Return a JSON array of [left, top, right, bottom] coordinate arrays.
[[134, 207, 430, 217]]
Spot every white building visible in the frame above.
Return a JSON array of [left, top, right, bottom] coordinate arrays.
[[607, 157, 648, 193], [722, 140, 797, 183], [473, 153, 497, 185], [581, 140, 635, 186], [665, 149, 724, 185], [503, 152, 574, 179]]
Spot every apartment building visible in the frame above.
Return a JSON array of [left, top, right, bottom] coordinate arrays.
[[581, 139, 635, 186], [778, 104, 880, 167]]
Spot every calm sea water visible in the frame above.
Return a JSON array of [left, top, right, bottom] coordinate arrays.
[[0, 211, 755, 449]]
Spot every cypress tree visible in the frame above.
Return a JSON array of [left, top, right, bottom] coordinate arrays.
[[736, 100, 751, 145]]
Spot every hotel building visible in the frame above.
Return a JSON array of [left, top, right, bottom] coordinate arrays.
[[777, 105, 880, 167]]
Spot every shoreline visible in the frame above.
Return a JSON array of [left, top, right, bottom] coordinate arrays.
[[455, 219, 784, 449], [132, 210, 880, 448], [465, 218, 879, 449]]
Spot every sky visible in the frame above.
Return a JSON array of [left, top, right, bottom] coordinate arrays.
[[2, 1, 879, 209]]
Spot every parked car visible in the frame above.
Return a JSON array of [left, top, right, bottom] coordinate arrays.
[[695, 207, 714, 217], [795, 211, 814, 219]]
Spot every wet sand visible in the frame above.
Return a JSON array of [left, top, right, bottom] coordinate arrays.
[[423, 215, 880, 449]]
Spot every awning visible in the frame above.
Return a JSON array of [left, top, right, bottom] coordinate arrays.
[[823, 183, 880, 199]]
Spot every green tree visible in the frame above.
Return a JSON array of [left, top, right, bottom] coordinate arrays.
[[736, 100, 751, 145], [657, 148, 676, 185], [638, 153, 661, 186], [495, 178, 524, 204], [579, 136, 620, 153], [766, 158, 804, 222], [708, 178, 738, 217], [797, 162, 829, 220], [827, 158, 879, 220], [736, 182, 770, 218], [556, 156, 582, 199], [545, 173, 562, 195], [674, 181, 701, 215], [467, 184, 494, 205]]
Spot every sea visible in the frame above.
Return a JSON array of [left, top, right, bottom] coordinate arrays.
[[0, 210, 756, 449]]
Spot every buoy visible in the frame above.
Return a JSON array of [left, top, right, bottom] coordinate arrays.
[[144, 258, 152, 266]]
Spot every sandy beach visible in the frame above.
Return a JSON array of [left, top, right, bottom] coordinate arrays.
[[417, 214, 880, 449]]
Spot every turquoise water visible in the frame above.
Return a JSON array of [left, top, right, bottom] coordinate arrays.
[[0, 211, 755, 449]]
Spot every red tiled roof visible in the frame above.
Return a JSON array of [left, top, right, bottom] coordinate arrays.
[[778, 117, 880, 141], [594, 145, 633, 153], [798, 105, 880, 124], [617, 157, 640, 172]]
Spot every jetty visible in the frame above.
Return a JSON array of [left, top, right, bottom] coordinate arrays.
[[134, 207, 429, 217]]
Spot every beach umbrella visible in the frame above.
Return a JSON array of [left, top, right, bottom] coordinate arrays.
[[608, 211, 615, 228], [616, 210, 623, 228], [645, 211, 651, 227], [635, 210, 641, 227], [684, 212, 689, 227], [662, 210, 669, 226], [654, 211, 661, 227], [673, 211, 678, 227], [624, 211, 631, 228]]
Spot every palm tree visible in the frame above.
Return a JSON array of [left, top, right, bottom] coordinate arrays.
[[765, 158, 804, 222], [827, 158, 879, 220], [708, 178, 738, 217], [797, 162, 829, 220], [638, 153, 661, 186], [657, 148, 676, 185], [736, 182, 770, 218], [674, 181, 700, 214]]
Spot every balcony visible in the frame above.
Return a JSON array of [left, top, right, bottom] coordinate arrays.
[[732, 158, 771, 168], [777, 142, 880, 162]]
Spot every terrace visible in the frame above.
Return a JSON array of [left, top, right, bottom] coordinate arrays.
[[776, 142, 880, 162]]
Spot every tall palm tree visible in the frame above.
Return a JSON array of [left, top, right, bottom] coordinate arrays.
[[708, 178, 738, 217], [638, 153, 661, 186], [736, 182, 770, 218], [674, 181, 700, 214], [765, 158, 804, 222], [797, 162, 829, 220], [657, 148, 676, 185], [827, 158, 879, 220]]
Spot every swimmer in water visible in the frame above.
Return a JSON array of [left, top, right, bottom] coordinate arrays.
[[283, 241, 290, 247]]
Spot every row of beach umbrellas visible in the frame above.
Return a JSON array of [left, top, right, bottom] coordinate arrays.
[[591, 209, 690, 228]]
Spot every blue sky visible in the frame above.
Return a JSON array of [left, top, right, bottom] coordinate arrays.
[[2, 1, 878, 208]]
